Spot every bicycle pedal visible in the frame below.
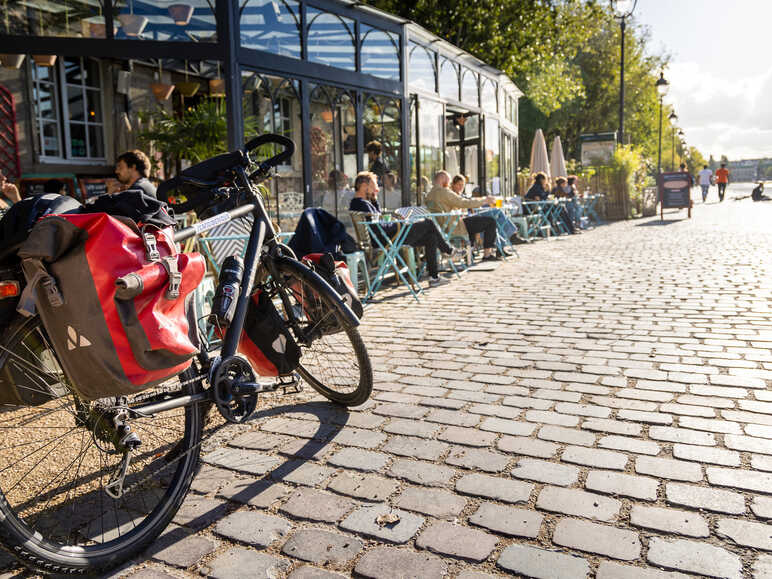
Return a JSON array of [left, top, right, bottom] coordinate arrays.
[[279, 374, 303, 395]]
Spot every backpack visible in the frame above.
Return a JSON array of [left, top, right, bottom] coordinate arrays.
[[16, 213, 205, 401], [235, 290, 301, 377]]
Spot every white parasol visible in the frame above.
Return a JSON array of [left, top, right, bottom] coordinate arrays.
[[550, 135, 567, 180], [530, 129, 551, 181]]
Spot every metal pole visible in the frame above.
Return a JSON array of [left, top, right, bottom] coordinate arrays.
[[657, 97, 663, 174], [619, 18, 626, 145], [671, 127, 675, 171]]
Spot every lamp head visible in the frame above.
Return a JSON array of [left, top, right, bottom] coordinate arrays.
[[668, 111, 678, 122], [612, 0, 637, 18], [655, 71, 669, 97]]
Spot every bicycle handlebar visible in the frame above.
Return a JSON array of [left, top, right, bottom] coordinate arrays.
[[243, 134, 295, 181]]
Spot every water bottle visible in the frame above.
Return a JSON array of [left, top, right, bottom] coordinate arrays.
[[208, 256, 243, 328]]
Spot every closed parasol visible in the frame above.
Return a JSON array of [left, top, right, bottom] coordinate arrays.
[[530, 129, 551, 181], [550, 136, 567, 180]]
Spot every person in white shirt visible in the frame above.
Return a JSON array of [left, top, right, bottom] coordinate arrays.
[[697, 165, 713, 203]]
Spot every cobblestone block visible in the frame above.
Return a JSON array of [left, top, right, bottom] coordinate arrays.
[[754, 555, 772, 579], [339, 504, 424, 544], [752, 454, 772, 471], [746, 424, 772, 439], [395, 486, 467, 519], [469, 502, 543, 538], [501, 395, 553, 410], [582, 419, 642, 436], [666, 482, 745, 514], [215, 511, 292, 547], [207, 547, 290, 579], [272, 460, 336, 486], [327, 448, 389, 472], [658, 403, 716, 417], [691, 384, 748, 398], [202, 448, 282, 476], [425, 409, 480, 427], [536, 486, 621, 521], [260, 417, 338, 440], [496, 544, 590, 578], [716, 518, 772, 550], [190, 465, 236, 495], [280, 488, 355, 523], [554, 402, 611, 418], [172, 497, 229, 531], [278, 438, 331, 460], [538, 425, 595, 446], [218, 479, 290, 507], [415, 521, 499, 562], [373, 403, 429, 419], [438, 425, 498, 447], [723, 409, 772, 426], [672, 443, 741, 467], [677, 394, 735, 409], [710, 374, 766, 388], [585, 470, 659, 501], [553, 518, 640, 560], [678, 416, 743, 434], [353, 546, 447, 579], [445, 446, 511, 472], [617, 409, 673, 425], [635, 456, 702, 482], [630, 505, 709, 537], [479, 416, 535, 436], [646, 538, 742, 579], [330, 427, 387, 449], [326, 471, 399, 502], [512, 458, 579, 486], [389, 458, 455, 487], [497, 435, 559, 458], [288, 567, 347, 579], [561, 446, 628, 470], [467, 403, 522, 419], [281, 528, 362, 565], [648, 426, 716, 446], [596, 561, 690, 578], [229, 431, 292, 450], [725, 433, 772, 454], [752, 495, 772, 519], [525, 410, 580, 427], [533, 389, 582, 402], [618, 388, 674, 402], [383, 418, 441, 439], [148, 525, 217, 568], [382, 435, 449, 461], [707, 466, 772, 493], [420, 397, 467, 410], [455, 474, 533, 506]]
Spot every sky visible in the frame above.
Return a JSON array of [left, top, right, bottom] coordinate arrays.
[[634, 0, 772, 161]]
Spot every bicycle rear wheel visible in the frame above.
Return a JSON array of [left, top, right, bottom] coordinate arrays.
[[272, 259, 372, 406], [0, 315, 204, 575]]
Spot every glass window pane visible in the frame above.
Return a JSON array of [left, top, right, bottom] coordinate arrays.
[[309, 87, 336, 216], [11, 0, 104, 37], [485, 118, 500, 195], [69, 123, 87, 157], [338, 93, 357, 229], [240, 0, 301, 59], [363, 97, 401, 209], [307, 8, 355, 71], [438, 59, 458, 100], [481, 80, 497, 112], [86, 90, 102, 123], [408, 42, 435, 92], [83, 59, 100, 88], [461, 69, 478, 106], [36, 82, 57, 120], [65, 58, 83, 85], [41, 122, 61, 157], [88, 125, 104, 159], [418, 99, 443, 202], [361, 25, 400, 80], [67, 87, 84, 121], [114, 1, 217, 42]]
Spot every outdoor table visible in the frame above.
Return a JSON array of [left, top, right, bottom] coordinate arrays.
[[581, 194, 603, 225], [522, 201, 553, 238], [363, 218, 423, 303]]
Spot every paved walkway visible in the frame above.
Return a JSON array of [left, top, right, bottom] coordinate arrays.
[[7, 196, 772, 578]]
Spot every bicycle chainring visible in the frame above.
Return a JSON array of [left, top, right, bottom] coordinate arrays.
[[212, 356, 258, 423]]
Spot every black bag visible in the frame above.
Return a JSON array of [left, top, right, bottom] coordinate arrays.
[[237, 291, 301, 377], [86, 190, 176, 228], [0, 194, 82, 254]]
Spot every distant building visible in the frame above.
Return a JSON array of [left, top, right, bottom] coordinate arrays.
[[727, 160, 759, 182]]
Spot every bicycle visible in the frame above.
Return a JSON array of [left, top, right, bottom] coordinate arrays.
[[0, 134, 373, 574]]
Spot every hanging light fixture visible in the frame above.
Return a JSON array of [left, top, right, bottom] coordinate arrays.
[[0, 54, 25, 69], [168, 4, 194, 26], [209, 62, 225, 97], [118, 0, 148, 37], [150, 60, 175, 101], [176, 60, 199, 97]]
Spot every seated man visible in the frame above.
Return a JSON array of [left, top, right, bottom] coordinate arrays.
[[451, 174, 524, 245], [752, 182, 769, 202], [425, 171, 500, 262], [108, 149, 157, 198], [349, 171, 454, 287], [525, 172, 549, 202]]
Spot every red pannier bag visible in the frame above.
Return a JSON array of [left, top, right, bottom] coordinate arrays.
[[300, 253, 363, 319], [17, 213, 205, 401]]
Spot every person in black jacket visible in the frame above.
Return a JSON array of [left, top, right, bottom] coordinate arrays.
[[110, 150, 157, 198]]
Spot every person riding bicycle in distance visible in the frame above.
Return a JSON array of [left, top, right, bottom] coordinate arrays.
[[349, 171, 455, 287]]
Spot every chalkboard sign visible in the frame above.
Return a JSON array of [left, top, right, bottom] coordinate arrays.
[[658, 172, 692, 219], [18, 175, 79, 199], [78, 177, 113, 201]]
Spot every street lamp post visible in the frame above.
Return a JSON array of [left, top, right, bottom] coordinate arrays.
[[655, 71, 669, 175], [612, 0, 637, 146], [668, 111, 678, 170]]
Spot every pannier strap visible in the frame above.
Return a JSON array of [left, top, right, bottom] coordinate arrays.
[[159, 256, 181, 300], [142, 232, 160, 262], [19, 258, 64, 310], [115, 272, 144, 300]]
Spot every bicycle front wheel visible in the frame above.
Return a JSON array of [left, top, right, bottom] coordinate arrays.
[[0, 315, 204, 575], [272, 259, 372, 406]]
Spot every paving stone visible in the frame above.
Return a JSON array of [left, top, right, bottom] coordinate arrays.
[[752, 495, 772, 519], [326, 471, 399, 502], [207, 547, 290, 579], [445, 446, 511, 472], [630, 505, 709, 537], [327, 447, 389, 472], [373, 403, 429, 419], [501, 395, 553, 410], [126, 568, 178, 579], [272, 459, 336, 486], [555, 402, 611, 418], [635, 456, 702, 482], [389, 458, 455, 487], [725, 433, 772, 455], [339, 504, 424, 544], [753, 555, 772, 579], [190, 465, 237, 494], [218, 479, 290, 507], [617, 409, 673, 425], [395, 486, 467, 519], [288, 567, 348, 579], [381, 435, 449, 461], [424, 408, 480, 427], [536, 486, 621, 521], [353, 546, 447, 579], [438, 425, 498, 447], [581, 418, 642, 436], [678, 416, 743, 434], [202, 447, 282, 475], [553, 518, 640, 561], [229, 430, 292, 450], [421, 397, 467, 409], [330, 427, 388, 449], [280, 488, 355, 523], [648, 426, 716, 446], [672, 443, 741, 467], [281, 528, 362, 565], [646, 538, 742, 579], [468, 502, 543, 537], [215, 510, 293, 549], [496, 543, 590, 578], [415, 521, 499, 562], [753, 454, 772, 471], [383, 418, 441, 438], [172, 496, 229, 531], [599, 435, 661, 455], [525, 410, 580, 427], [512, 458, 579, 486], [147, 525, 217, 568], [561, 446, 628, 470], [716, 518, 772, 550], [707, 466, 772, 494], [746, 424, 772, 439], [497, 435, 559, 458], [260, 417, 339, 440], [665, 482, 745, 514], [456, 473, 534, 504], [455, 571, 504, 579], [538, 424, 595, 446], [596, 561, 690, 579], [278, 438, 333, 460], [585, 470, 659, 501], [478, 416, 535, 436]]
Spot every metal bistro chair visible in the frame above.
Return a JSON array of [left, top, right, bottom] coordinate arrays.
[[393, 206, 464, 277]]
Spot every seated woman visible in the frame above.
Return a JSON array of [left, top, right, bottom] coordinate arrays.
[[349, 171, 454, 287], [549, 177, 577, 234], [525, 172, 549, 202]]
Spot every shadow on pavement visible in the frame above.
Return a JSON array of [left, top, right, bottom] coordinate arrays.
[[635, 219, 683, 226]]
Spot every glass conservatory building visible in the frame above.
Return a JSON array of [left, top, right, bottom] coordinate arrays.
[[0, 0, 521, 231]]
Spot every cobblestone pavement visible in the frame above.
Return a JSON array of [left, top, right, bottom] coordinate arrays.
[[4, 197, 772, 578]]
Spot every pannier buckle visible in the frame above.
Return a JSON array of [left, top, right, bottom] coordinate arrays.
[[41, 276, 64, 307], [143, 232, 161, 262], [160, 256, 182, 300]]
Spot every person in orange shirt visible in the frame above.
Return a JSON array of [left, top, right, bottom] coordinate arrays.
[[715, 163, 730, 202]]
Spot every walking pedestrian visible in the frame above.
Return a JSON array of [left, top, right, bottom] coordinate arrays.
[[698, 164, 712, 203], [715, 163, 729, 202]]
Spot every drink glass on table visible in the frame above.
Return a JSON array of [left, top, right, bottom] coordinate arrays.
[[495, 197, 503, 208]]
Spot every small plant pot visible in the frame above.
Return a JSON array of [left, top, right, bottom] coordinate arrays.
[[81, 18, 115, 38], [208, 78, 225, 97], [176, 81, 199, 97], [32, 55, 57, 67], [168, 4, 194, 26], [0, 54, 25, 69], [118, 13, 148, 37], [151, 82, 175, 101]]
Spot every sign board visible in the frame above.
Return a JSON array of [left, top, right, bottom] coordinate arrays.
[[18, 175, 79, 199], [579, 132, 617, 166], [658, 171, 692, 219], [78, 177, 113, 201]]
